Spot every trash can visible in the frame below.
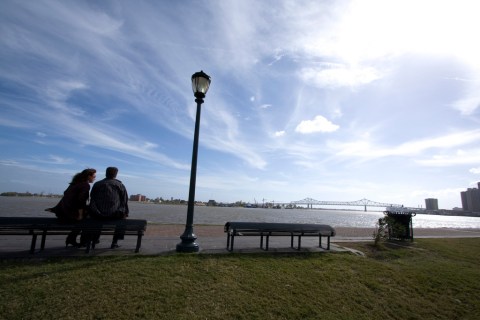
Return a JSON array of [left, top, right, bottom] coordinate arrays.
[[384, 210, 416, 241]]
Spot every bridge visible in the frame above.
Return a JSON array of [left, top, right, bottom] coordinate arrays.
[[286, 198, 404, 211]]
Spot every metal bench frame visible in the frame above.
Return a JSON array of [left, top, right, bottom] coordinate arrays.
[[0, 217, 147, 254], [224, 222, 336, 252]]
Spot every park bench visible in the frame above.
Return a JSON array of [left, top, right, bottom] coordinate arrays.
[[0, 217, 147, 254], [224, 222, 336, 252]]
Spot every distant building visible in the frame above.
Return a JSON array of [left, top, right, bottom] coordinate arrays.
[[461, 183, 480, 212], [425, 198, 438, 210], [130, 194, 146, 202], [466, 188, 480, 212], [461, 191, 468, 211]]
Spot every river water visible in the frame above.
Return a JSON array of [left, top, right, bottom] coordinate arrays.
[[1, 196, 480, 229]]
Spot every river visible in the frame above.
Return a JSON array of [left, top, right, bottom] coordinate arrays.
[[2, 196, 480, 229]]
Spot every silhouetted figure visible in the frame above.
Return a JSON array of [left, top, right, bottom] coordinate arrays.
[[88, 167, 129, 248], [46, 168, 97, 247]]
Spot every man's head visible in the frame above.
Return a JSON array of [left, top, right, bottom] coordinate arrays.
[[106, 167, 118, 179]]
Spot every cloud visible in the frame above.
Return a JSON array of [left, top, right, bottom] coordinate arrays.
[[36, 132, 47, 138], [452, 92, 480, 115], [274, 131, 285, 137], [30, 105, 191, 170], [448, 76, 480, 116], [0, 160, 20, 166], [45, 80, 87, 102], [48, 155, 74, 165], [299, 63, 382, 88], [295, 116, 339, 134], [416, 151, 480, 167], [0, 118, 33, 129], [470, 167, 480, 174], [330, 130, 480, 164]]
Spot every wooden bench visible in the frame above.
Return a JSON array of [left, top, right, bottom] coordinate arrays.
[[0, 217, 147, 254], [224, 222, 336, 252]]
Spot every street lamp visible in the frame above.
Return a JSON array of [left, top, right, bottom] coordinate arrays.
[[176, 70, 211, 253]]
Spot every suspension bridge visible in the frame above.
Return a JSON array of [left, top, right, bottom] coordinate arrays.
[[275, 198, 405, 211]]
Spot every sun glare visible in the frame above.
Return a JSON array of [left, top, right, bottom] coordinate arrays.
[[331, 0, 480, 66]]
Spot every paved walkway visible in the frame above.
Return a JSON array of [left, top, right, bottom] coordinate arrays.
[[1, 224, 480, 258]]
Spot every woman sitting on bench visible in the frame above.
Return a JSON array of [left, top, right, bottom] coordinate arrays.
[[45, 168, 97, 247]]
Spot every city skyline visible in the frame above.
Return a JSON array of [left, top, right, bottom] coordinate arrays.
[[1, 1, 480, 210]]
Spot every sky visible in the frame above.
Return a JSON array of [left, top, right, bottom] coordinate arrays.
[[1, 0, 480, 210]]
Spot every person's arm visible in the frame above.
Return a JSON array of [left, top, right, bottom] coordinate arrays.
[[122, 184, 129, 217], [113, 181, 129, 218], [77, 183, 90, 210]]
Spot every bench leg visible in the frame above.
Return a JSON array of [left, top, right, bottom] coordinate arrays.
[[226, 233, 235, 251], [30, 233, 37, 254], [260, 234, 264, 250], [297, 235, 302, 250], [85, 240, 92, 253], [327, 236, 330, 250], [41, 230, 47, 250], [135, 233, 143, 253]]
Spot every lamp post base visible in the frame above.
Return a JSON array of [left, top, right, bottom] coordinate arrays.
[[176, 228, 200, 253]]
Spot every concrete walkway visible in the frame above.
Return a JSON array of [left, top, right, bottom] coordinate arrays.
[[1, 225, 480, 258]]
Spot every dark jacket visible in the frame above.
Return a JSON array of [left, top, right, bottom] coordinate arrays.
[[89, 178, 129, 219], [51, 182, 90, 221]]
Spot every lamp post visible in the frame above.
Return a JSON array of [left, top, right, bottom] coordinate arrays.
[[176, 70, 211, 253]]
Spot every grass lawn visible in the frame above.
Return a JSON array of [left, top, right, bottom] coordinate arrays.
[[1, 238, 479, 319]]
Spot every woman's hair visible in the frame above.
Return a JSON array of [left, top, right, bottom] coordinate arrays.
[[70, 168, 96, 184]]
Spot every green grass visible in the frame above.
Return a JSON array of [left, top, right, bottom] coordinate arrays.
[[1, 238, 479, 319]]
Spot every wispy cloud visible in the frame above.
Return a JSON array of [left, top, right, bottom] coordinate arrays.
[[330, 129, 480, 160], [470, 167, 480, 174], [299, 63, 382, 88], [416, 149, 480, 167], [452, 91, 480, 115], [47, 155, 74, 165]]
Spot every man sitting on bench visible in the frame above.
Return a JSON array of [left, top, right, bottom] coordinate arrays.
[[88, 167, 129, 249]]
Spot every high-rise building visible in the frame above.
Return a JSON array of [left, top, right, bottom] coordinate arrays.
[[467, 188, 480, 212], [425, 198, 439, 210], [461, 191, 468, 211], [461, 183, 480, 212]]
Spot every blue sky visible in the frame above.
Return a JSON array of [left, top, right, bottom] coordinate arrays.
[[1, 0, 479, 209]]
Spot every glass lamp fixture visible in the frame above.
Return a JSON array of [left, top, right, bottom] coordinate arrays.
[[191, 70, 211, 98]]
